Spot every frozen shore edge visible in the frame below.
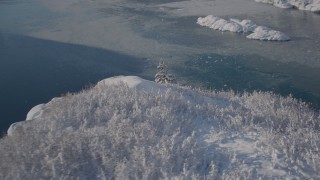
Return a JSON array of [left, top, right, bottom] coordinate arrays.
[[255, 0, 320, 13]]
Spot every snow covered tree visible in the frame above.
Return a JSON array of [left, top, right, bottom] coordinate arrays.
[[155, 60, 176, 84], [155, 61, 167, 84]]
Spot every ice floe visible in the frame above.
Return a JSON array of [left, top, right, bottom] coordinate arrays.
[[247, 26, 291, 41], [197, 15, 290, 41]]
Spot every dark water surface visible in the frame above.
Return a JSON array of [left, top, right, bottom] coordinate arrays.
[[180, 54, 320, 108], [0, 33, 146, 134]]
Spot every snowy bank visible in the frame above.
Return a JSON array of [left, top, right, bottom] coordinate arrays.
[[197, 15, 290, 41], [1, 76, 320, 179], [255, 0, 320, 12], [7, 76, 166, 136]]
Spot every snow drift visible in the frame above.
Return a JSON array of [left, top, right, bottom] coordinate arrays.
[[197, 15, 290, 41], [1, 76, 320, 179], [255, 0, 320, 12]]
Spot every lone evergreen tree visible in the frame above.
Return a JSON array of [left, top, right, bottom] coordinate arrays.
[[155, 60, 176, 84]]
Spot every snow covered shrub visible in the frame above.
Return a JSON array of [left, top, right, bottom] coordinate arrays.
[[0, 76, 319, 179]]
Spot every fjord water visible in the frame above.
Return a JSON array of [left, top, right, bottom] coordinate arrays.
[[0, 0, 147, 133], [0, 34, 146, 134], [1, 0, 320, 133]]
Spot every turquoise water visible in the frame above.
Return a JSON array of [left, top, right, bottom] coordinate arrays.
[[1, 0, 320, 133]]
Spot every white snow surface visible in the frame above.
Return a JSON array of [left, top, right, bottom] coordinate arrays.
[[97, 76, 166, 92], [197, 15, 290, 41], [197, 16, 257, 33], [26, 104, 46, 120], [247, 26, 291, 41], [1, 76, 320, 179], [255, 0, 320, 12]]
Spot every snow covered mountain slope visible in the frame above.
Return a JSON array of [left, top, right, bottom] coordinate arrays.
[[1, 76, 320, 179]]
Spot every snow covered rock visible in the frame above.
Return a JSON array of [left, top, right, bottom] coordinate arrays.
[[230, 18, 258, 32], [197, 15, 290, 41], [8, 104, 49, 136], [255, 0, 320, 12], [7, 121, 28, 136], [197, 15, 254, 33], [246, 26, 291, 41], [26, 104, 46, 120]]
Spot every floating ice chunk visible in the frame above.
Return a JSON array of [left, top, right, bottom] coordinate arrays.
[[197, 15, 290, 41], [197, 16, 245, 33], [197, 15, 220, 27], [230, 19, 257, 32], [214, 19, 244, 32], [246, 26, 291, 41]]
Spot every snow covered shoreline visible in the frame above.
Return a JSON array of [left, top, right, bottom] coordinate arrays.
[[2, 76, 320, 179], [197, 15, 290, 41], [255, 0, 320, 12]]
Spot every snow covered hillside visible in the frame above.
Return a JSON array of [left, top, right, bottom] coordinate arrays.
[[1, 76, 320, 179]]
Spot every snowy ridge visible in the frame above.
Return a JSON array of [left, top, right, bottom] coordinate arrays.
[[1, 76, 320, 179], [197, 15, 290, 41], [255, 0, 320, 12]]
